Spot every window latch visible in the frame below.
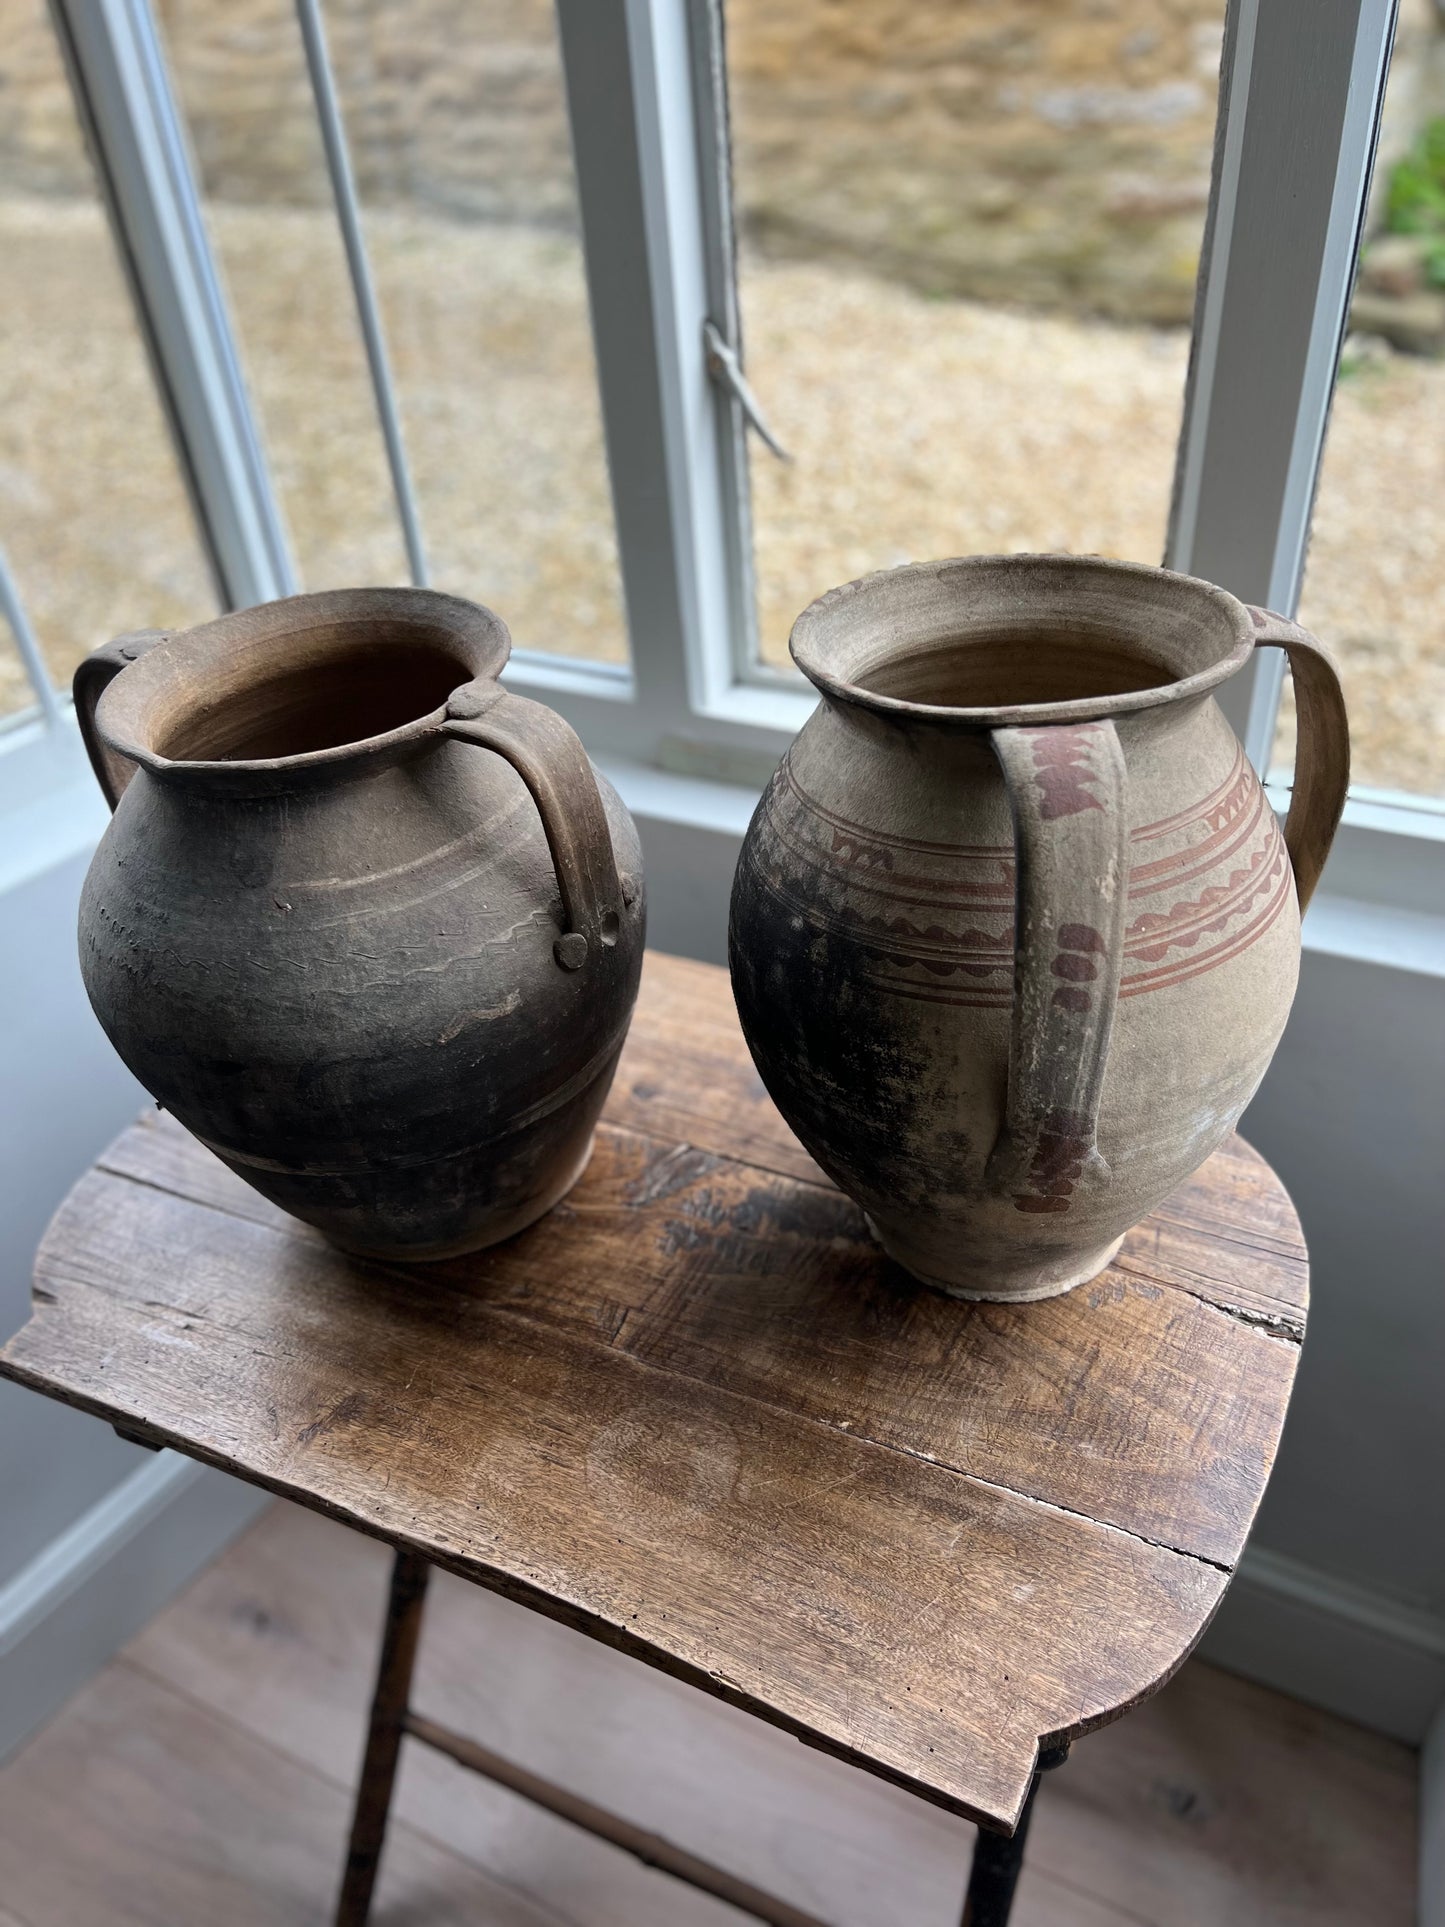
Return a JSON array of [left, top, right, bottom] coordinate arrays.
[[703, 321, 791, 463]]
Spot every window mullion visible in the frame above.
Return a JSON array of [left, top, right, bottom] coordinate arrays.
[[554, 0, 741, 743], [686, 0, 761, 687], [50, 0, 294, 612], [1166, 0, 1397, 773]]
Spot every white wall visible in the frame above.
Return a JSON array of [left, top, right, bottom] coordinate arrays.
[[1244, 952, 1443, 1606], [0, 808, 269, 1761], [0, 846, 149, 1588]]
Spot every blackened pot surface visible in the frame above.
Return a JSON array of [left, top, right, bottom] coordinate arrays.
[[76, 589, 645, 1260]]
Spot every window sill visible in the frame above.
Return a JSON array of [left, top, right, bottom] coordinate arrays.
[[1300, 894, 1445, 977], [504, 651, 634, 704], [1269, 781, 1445, 946]]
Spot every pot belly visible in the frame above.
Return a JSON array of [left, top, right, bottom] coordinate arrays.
[[79, 770, 644, 1261], [729, 747, 1300, 1300], [204, 1040, 624, 1261]]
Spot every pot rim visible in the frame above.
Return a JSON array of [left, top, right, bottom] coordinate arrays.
[[97, 585, 509, 781], [789, 553, 1258, 727]]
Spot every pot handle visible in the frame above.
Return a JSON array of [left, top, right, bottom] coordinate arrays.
[[442, 683, 624, 972], [73, 631, 169, 810], [985, 719, 1129, 1216], [1245, 606, 1350, 915]]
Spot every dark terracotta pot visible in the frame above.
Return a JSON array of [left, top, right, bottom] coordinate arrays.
[[74, 587, 645, 1261], [730, 555, 1349, 1302]]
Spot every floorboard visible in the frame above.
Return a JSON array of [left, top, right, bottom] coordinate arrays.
[[0, 1500, 1417, 1927], [1029, 1660, 1418, 1924], [0, 1662, 565, 1927]]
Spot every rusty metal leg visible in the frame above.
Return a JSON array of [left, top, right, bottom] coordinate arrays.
[[959, 1742, 1069, 1927], [334, 1550, 432, 1927]]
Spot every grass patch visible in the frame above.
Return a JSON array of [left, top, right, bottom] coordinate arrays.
[[1385, 116, 1445, 288]]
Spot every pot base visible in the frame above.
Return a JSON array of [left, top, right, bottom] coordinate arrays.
[[326, 1130, 598, 1265], [869, 1223, 1128, 1304]]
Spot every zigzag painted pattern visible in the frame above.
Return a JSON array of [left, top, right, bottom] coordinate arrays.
[[759, 744, 1292, 1006]]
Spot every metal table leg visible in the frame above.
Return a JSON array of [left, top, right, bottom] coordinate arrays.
[[334, 1549, 432, 1927], [959, 1742, 1070, 1927]]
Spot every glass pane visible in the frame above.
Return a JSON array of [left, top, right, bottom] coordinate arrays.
[[1284, 20, 1445, 803], [158, 0, 628, 666], [725, 0, 1227, 669], [0, 1, 214, 723]]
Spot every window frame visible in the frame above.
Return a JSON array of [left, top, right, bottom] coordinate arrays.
[[48, 0, 295, 613], [3, 0, 1440, 929]]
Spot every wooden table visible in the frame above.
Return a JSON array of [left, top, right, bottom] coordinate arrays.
[[1, 952, 1307, 1927]]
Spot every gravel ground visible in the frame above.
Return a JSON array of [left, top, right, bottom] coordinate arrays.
[[2, 194, 1441, 796]]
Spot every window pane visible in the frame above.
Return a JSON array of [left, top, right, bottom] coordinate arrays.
[[1284, 20, 1445, 803], [0, 1, 214, 723], [725, 0, 1225, 670], [158, 0, 627, 665]]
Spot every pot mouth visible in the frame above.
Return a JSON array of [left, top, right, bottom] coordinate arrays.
[[97, 586, 509, 783], [789, 554, 1257, 727]]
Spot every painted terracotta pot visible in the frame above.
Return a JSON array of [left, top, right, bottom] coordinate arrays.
[[75, 587, 644, 1261], [729, 555, 1348, 1302]]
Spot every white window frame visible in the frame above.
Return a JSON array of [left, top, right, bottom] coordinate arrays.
[[3, 0, 1441, 929]]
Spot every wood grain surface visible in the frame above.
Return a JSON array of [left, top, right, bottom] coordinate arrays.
[[0, 952, 1307, 1832]]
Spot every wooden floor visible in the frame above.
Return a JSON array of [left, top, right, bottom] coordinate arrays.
[[0, 1503, 1416, 1927]]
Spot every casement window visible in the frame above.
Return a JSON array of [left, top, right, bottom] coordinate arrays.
[[1, 0, 1440, 932]]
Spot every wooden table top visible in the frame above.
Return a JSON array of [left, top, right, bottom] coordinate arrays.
[[2, 952, 1307, 1833]]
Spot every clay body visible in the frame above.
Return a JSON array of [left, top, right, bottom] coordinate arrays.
[[76, 588, 644, 1261], [730, 555, 1348, 1302]]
